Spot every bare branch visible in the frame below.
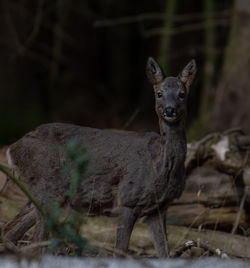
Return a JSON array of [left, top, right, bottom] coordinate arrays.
[[231, 187, 249, 234], [144, 19, 229, 38], [24, 0, 44, 48], [93, 9, 232, 28]]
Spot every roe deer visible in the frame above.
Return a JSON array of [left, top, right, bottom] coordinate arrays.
[[4, 57, 196, 257]]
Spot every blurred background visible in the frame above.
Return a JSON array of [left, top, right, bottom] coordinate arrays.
[[0, 0, 249, 144]]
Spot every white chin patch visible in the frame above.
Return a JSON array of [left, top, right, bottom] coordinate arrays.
[[163, 115, 179, 123]]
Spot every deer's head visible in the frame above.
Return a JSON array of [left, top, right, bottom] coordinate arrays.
[[146, 57, 196, 124]]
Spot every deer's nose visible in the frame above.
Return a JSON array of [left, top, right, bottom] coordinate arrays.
[[164, 107, 176, 118]]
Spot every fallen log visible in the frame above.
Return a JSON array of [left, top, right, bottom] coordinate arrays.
[[167, 204, 247, 230], [167, 165, 248, 230], [176, 166, 239, 206]]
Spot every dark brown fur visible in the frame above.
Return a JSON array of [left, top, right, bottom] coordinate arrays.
[[4, 58, 196, 257]]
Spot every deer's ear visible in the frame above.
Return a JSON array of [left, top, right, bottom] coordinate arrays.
[[178, 59, 197, 90], [146, 57, 164, 85]]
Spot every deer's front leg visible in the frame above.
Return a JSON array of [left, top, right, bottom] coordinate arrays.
[[146, 210, 169, 258], [115, 207, 137, 256]]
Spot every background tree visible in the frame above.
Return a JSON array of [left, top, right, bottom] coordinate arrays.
[[212, 0, 250, 133], [0, 0, 235, 144]]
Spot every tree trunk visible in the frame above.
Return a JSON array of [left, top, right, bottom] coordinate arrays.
[[159, 0, 177, 74], [212, 0, 250, 133], [188, 0, 216, 140]]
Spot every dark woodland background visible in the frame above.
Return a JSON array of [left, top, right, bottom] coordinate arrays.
[[0, 0, 249, 144]]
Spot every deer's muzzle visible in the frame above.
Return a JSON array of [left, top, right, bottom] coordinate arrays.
[[163, 107, 177, 118]]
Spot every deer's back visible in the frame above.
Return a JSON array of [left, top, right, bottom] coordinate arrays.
[[8, 123, 160, 214]]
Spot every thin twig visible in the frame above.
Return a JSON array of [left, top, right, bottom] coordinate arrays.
[[93, 242, 157, 268], [24, 0, 44, 47], [122, 108, 140, 130], [0, 163, 47, 217], [3, 0, 44, 53], [20, 240, 51, 253], [144, 19, 229, 38], [172, 207, 209, 251], [9, 2, 81, 50], [3, 0, 24, 53], [231, 187, 248, 234]]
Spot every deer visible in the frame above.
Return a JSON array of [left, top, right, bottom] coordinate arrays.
[[3, 57, 196, 257]]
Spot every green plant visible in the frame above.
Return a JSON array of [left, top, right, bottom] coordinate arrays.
[[45, 203, 87, 255], [63, 138, 89, 199], [45, 139, 89, 254]]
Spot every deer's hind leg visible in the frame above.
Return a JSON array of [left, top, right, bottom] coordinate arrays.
[[32, 209, 48, 243], [2, 202, 36, 251]]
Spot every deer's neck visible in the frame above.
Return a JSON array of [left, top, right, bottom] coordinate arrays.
[[157, 118, 187, 174]]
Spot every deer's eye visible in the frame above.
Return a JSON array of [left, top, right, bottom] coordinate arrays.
[[157, 92, 162, 98], [179, 91, 185, 99]]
